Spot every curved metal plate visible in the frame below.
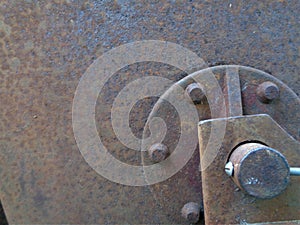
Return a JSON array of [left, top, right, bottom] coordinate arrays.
[[142, 65, 300, 224], [0, 0, 299, 224], [199, 114, 300, 224]]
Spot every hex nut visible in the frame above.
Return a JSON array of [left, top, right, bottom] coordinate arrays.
[[181, 202, 200, 223], [148, 143, 169, 163], [185, 83, 206, 104], [256, 81, 280, 103]]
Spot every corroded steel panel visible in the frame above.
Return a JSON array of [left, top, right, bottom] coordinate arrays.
[[199, 115, 300, 224], [0, 0, 299, 224]]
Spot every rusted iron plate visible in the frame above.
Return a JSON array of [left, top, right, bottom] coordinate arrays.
[[0, 0, 299, 224], [199, 114, 300, 224], [141, 66, 228, 224], [140, 65, 299, 224], [239, 67, 300, 141], [224, 66, 243, 117]]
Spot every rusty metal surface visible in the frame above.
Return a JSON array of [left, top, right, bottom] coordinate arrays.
[[0, 0, 299, 224], [239, 67, 300, 142], [181, 202, 201, 223], [224, 66, 243, 117], [141, 65, 299, 224], [199, 114, 300, 224], [229, 143, 290, 199], [256, 81, 280, 103]]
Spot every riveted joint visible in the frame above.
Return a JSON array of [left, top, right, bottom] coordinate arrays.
[[181, 202, 201, 224], [256, 81, 280, 103], [148, 143, 169, 163]]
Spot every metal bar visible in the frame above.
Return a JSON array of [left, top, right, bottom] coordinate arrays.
[[290, 167, 300, 176], [225, 66, 243, 117]]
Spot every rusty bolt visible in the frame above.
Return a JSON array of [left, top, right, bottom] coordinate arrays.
[[256, 81, 280, 103], [229, 143, 290, 199], [185, 83, 205, 104], [181, 202, 200, 223], [148, 143, 169, 163]]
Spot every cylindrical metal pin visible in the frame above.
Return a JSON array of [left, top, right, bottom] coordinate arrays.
[[290, 167, 300, 176]]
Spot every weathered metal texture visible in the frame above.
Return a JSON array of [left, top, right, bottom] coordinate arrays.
[[181, 202, 201, 223], [224, 66, 243, 117], [199, 114, 300, 224], [140, 65, 299, 224], [229, 143, 290, 199], [0, 0, 299, 224], [185, 82, 206, 104], [141, 87, 207, 224], [256, 81, 280, 103], [148, 143, 169, 163], [239, 67, 300, 142]]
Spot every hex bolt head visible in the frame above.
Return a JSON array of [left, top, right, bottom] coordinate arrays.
[[148, 143, 169, 163], [185, 83, 206, 104], [256, 81, 280, 103], [181, 202, 201, 223]]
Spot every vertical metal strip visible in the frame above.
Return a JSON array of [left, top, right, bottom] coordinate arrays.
[[225, 66, 243, 117]]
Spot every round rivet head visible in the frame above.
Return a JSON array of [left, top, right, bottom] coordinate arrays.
[[185, 83, 205, 104], [181, 202, 200, 223], [148, 143, 169, 163], [229, 143, 290, 199], [256, 81, 280, 103]]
